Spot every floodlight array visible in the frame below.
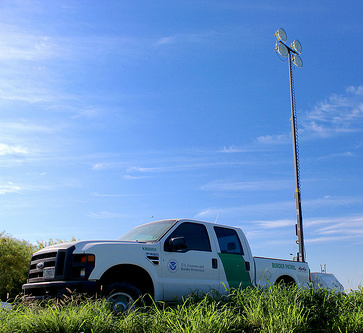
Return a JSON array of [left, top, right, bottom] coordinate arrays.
[[274, 28, 303, 68]]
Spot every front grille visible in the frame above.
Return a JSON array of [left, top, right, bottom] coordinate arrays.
[[27, 246, 75, 283], [32, 251, 58, 261]]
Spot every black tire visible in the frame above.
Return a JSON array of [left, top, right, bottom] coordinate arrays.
[[275, 276, 296, 288], [102, 282, 142, 312]]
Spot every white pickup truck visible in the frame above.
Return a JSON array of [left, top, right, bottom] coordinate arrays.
[[23, 219, 311, 309]]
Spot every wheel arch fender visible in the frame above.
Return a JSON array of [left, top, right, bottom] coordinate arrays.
[[99, 264, 155, 298], [274, 274, 296, 286]]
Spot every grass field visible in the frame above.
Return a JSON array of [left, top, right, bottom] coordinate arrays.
[[1, 285, 363, 332]]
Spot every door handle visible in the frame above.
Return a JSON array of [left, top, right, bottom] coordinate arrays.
[[212, 258, 218, 269], [245, 261, 250, 271]]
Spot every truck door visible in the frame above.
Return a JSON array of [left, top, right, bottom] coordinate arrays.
[[161, 222, 220, 301], [214, 226, 252, 289]]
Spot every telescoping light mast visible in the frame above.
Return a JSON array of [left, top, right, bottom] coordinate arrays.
[[274, 28, 305, 263]]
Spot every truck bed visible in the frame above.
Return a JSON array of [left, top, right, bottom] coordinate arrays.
[[254, 256, 310, 288]]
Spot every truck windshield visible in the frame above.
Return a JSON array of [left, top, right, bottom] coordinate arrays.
[[119, 220, 176, 242]]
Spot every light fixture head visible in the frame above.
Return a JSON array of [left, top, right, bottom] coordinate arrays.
[[276, 43, 288, 57], [291, 40, 302, 54], [292, 54, 303, 68], [275, 28, 287, 42]]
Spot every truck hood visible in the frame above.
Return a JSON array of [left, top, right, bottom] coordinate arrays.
[[33, 240, 149, 255]]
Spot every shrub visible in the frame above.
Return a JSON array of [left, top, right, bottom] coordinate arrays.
[[0, 232, 33, 301]]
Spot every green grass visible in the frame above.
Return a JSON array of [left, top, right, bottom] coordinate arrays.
[[1, 286, 363, 333]]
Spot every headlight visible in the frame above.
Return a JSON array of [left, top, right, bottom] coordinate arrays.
[[72, 254, 96, 279]]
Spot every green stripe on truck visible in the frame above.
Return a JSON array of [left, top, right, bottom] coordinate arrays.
[[218, 253, 252, 289]]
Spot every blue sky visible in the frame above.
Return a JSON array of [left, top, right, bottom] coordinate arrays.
[[1, 1, 363, 290]]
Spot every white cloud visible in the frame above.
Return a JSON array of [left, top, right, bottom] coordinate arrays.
[[303, 215, 363, 243], [346, 85, 363, 96], [194, 204, 363, 245], [219, 145, 257, 153], [195, 196, 363, 235], [0, 25, 55, 61], [154, 31, 217, 48], [302, 87, 363, 138], [0, 143, 29, 156], [155, 36, 177, 46], [255, 86, 363, 143], [92, 162, 114, 170], [71, 108, 100, 119], [126, 161, 247, 174], [195, 200, 294, 220], [201, 179, 291, 192], [304, 196, 363, 210], [0, 121, 53, 135], [91, 192, 128, 197], [154, 26, 262, 51], [318, 151, 355, 160], [305, 215, 363, 228], [0, 182, 21, 195], [305, 235, 357, 243], [122, 175, 145, 180], [256, 219, 294, 229], [127, 166, 162, 173], [0, 121, 59, 160], [88, 211, 125, 219], [256, 134, 290, 145]]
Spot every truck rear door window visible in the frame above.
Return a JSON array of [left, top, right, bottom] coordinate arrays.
[[164, 222, 211, 252], [214, 227, 244, 255]]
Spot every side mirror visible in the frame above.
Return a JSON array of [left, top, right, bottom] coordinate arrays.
[[169, 237, 187, 251]]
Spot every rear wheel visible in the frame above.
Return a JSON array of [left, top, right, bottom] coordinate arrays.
[[103, 282, 142, 312], [275, 276, 296, 287]]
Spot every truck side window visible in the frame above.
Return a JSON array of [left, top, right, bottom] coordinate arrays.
[[164, 222, 211, 252], [214, 227, 244, 255]]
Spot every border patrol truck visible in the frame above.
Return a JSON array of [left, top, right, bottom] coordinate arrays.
[[23, 219, 317, 310]]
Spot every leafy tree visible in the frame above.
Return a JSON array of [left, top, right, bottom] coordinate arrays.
[[34, 237, 77, 251], [0, 233, 78, 300], [0, 232, 33, 301]]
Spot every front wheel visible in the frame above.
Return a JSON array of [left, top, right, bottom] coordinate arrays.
[[103, 282, 142, 312]]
